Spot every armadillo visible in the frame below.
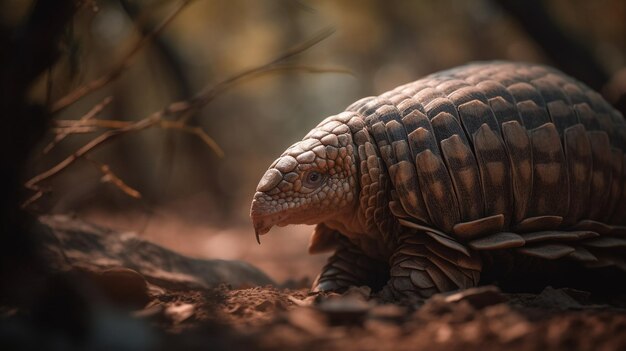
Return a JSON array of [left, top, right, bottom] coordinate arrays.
[[250, 61, 626, 299]]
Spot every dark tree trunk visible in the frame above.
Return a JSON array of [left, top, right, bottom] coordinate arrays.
[[496, 0, 609, 91], [496, 0, 625, 117], [0, 0, 76, 304]]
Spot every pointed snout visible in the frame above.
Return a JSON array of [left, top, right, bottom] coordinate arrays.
[[250, 192, 274, 233], [250, 155, 301, 242], [251, 164, 289, 241], [250, 191, 286, 244]]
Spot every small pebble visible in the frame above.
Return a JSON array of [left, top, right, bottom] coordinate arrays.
[[165, 303, 195, 324], [93, 267, 150, 310], [316, 297, 370, 326], [444, 285, 507, 309]]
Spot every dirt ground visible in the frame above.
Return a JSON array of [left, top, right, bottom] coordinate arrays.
[[146, 283, 626, 351], [3, 215, 626, 351]]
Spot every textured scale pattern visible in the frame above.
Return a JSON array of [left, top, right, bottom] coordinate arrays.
[[351, 62, 626, 231], [252, 61, 626, 299]]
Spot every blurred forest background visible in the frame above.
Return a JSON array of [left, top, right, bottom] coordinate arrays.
[[8, 0, 626, 282]]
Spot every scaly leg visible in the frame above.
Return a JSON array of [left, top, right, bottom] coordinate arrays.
[[312, 239, 388, 293], [384, 232, 482, 299]]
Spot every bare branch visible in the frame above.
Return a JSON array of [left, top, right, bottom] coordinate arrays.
[[88, 158, 142, 199], [181, 64, 351, 125], [50, 0, 194, 113], [25, 113, 162, 191], [181, 28, 339, 122], [55, 119, 132, 129], [160, 120, 224, 158], [44, 96, 114, 153], [21, 191, 44, 209], [266, 27, 336, 69], [24, 27, 345, 208], [46, 66, 54, 110], [52, 126, 98, 134]]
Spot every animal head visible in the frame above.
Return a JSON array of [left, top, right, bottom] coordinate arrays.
[[250, 113, 359, 242]]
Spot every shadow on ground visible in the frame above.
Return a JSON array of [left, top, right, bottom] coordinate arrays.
[[2, 216, 626, 351]]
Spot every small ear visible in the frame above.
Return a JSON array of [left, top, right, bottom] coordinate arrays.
[[308, 223, 341, 254]]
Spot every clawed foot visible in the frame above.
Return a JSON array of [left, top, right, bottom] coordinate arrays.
[[312, 233, 482, 301], [312, 241, 388, 293], [384, 233, 482, 300]]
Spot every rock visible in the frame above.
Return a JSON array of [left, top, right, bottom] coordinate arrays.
[[483, 304, 533, 343], [417, 295, 476, 321], [35, 215, 274, 290], [558, 288, 592, 304], [164, 303, 195, 324], [254, 300, 275, 312], [287, 295, 317, 307], [443, 285, 508, 309], [315, 296, 370, 326], [226, 304, 246, 316], [368, 304, 407, 323], [132, 304, 164, 320], [529, 286, 587, 309], [90, 267, 150, 310]]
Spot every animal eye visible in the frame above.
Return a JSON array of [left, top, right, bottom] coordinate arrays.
[[303, 171, 324, 188]]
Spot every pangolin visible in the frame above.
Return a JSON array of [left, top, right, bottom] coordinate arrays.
[[250, 61, 626, 298]]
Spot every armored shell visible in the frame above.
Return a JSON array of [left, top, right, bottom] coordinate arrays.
[[254, 61, 626, 298]]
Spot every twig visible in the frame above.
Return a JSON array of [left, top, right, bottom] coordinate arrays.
[[187, 64, 350, 120], [24, 28, 346, 208], [87, 157, 142, 199], [46, 66, 54, 109], [21, 190, 44, 209], [285, 0, 317, 13], [25, 112, 162, 192], [160, 120, 224, 157], [52, 126, 98, 134], [44, 96, 113, 153], [181, 27, 339, 122], [55, 119, 132, 129], [50, 0, 194, 113]]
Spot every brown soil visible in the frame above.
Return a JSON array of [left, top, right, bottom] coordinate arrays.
[[151, 284, 626, 351], [3, 215, 626, 351]]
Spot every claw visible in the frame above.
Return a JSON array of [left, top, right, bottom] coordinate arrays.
[[251, 214, 274, 244]]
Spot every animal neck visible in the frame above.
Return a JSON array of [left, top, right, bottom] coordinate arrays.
[[328, 115, 398, 259]]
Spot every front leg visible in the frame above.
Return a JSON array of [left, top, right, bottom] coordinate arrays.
[[312, 239, 388, 293], [385, 232, 482, 299]]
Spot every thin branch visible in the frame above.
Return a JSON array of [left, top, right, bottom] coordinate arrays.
[[160, 120, 224, 158], [46, 66, 54, 109], [52, 126, 98, 134], [50, 0, 194, 113], [24, 28, 346, 208], [21, 191, 44, 209], [265, 28, 336, 70], [180, 65, 348, 124], [44, 96, 113, 153], [55, 119, 132, 129], [87, 157, 142, 199], [25, 113, 162, 191], [181, 28, 338, 122]]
